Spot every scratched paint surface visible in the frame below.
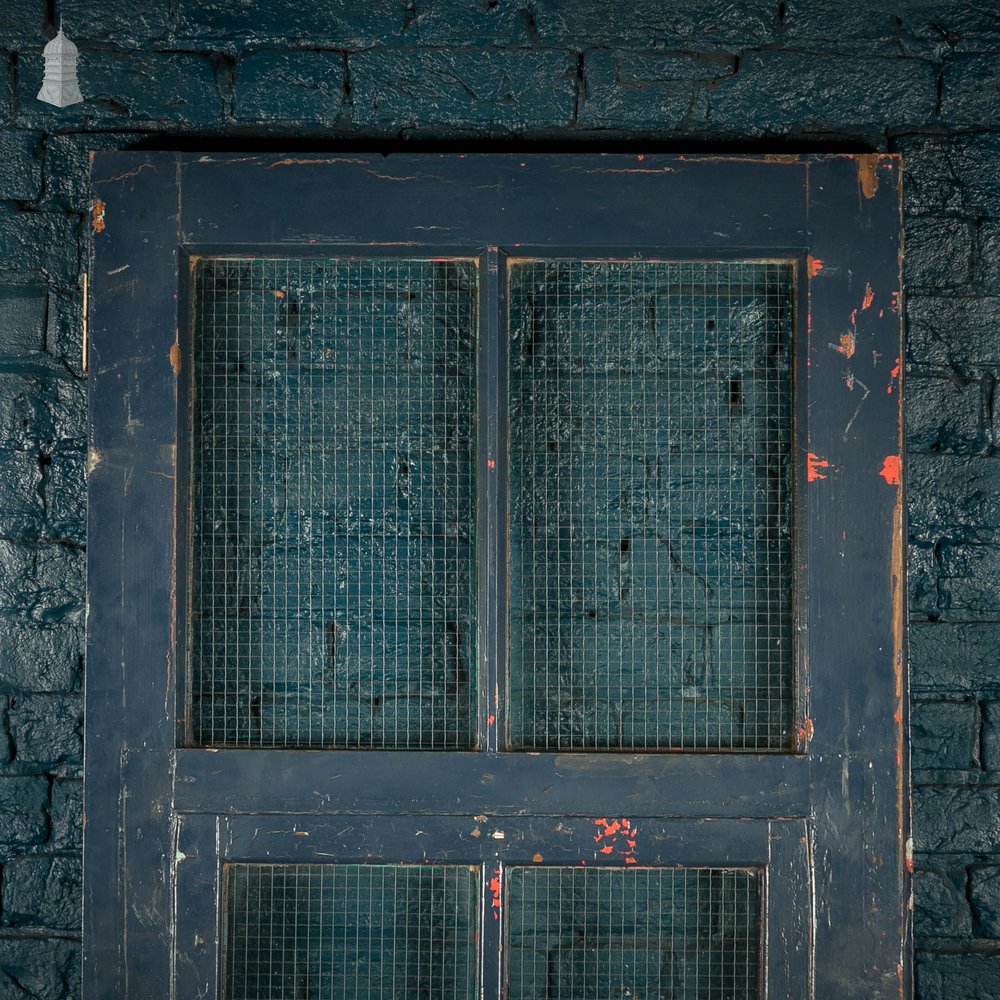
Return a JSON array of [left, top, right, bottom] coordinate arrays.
[[189, 258, 478, 748], [225, 863, 479, 999], [507, 260, 795, 750], [505, 866, 760, 999]]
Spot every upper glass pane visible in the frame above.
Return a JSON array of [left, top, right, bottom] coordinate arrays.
[[507, 260, 795, 751], [188, 257, 478, 748]]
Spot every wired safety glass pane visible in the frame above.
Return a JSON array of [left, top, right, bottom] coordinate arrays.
[[506, 866, 761, 1000], [225, 863, 480, 1000], [507, 261, 794, 751], [189, 258, 478, 748]]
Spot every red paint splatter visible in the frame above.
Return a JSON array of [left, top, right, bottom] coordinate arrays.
[[487, 714, 495, 726], [487, 459, 496, 469], [879, 455, 901, 486], [490, 869, 502, 919], [807, 256, 824, 278], [850, 307, 858, 327], [890, 291, 900, 314], [861, 283, 875, 310], [807, 453, 831, 482], [890, 359, 900, 378]]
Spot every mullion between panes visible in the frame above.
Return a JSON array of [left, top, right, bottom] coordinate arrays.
[[478, 247, 507, 753]]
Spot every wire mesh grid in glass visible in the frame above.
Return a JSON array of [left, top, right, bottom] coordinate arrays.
[[188, 258, 478, 748], [505, 866, 761, 1000], [224, 863, 480, 1000], [507, 260, 795, 751]]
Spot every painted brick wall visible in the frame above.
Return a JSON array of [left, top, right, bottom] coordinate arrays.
[[0, 1, 997, 996]]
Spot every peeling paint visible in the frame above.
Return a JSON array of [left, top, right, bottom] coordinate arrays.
[[879, 455, 901, 486], [86, 449, 101, 474], [91, 200, 106, 233], [861, 283, 875, 311], [855, 154, 879, 199], [169, 341, 181, 376], [807, 453, 831, 482], [807, 256, 824, 278], [831, 331, 856, 358]]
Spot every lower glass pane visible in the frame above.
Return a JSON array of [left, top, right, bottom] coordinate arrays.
[[506, 866, 761, 1000], [224, 863, 480, 1000]]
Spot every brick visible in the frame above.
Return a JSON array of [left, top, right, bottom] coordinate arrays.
[[975, 219, 1000, 295], [0, 623, 80, 693], [0, 131, 42, 202], [0, 1, 46, 47], [908, 455, 1000, 544], [0, 936, 80, 1000], [911, 700, 978, 770], [49, 779, 81, 852], [907, 295, 1000, 369], [41, 132, 136, 216], [172, 0, 400, 48], [0, 208, 80, 286], [937, 543, 1000, 619], [904, 217, 975, 292], [349, 48, 577, 131], [980, 702, 1000, 772], [578, 51, 733, 130], [895, 135, 967, 215], [0, 448, 43, 538], [0, 541, 85, 626], [235, 51, 345, 125], [707, 52, 935, 133], [2, 856, 81, 930], [914, 867, 972, 938], [906, 377, 989, 455], [56, 0, 172, 45], [0, 285, 47, 356], [970, 864, 1000, 937], [941, 54, 1000, 127], [0, 367, 85, 450], [7, 694, 81, 766], [908, 542, 939, 617], [911, 621, 1000, 692], [14, 50, 221, 129], [782, 2, 938, 57], [914, 786, 1000, 853], [46, 446, 85, 544], [0, 776, 47, 848], [401, 0, 539, 46], [530, 0, 776, 49], [917, 953, 1000, 999]]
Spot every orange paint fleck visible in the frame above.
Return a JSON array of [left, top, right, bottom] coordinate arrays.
[[599, 845, 614, 854], [833, 331, 856, 358], [487, 459, 496, 469], [879, 455, 901, 486], [274, 289, 285, 299], [799, 718, 814, 742], [861, 283, 875, 310], [807, 453, 831, 482], [91, 200, 106, 234], [890, 359, 900, 378], [807, 256, 824, 278], [890, 291, 900, 313], [624, 856, 638, 865], [532, 853, 543, 863], [849, 308, 858, 327], [487, 714, 495, 726]]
